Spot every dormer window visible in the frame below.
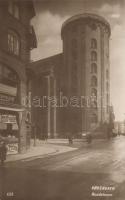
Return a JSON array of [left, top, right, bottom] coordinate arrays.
[[8, 1, 20, 19]]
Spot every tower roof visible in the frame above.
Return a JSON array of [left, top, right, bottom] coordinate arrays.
[[61, 13, 111, 37]]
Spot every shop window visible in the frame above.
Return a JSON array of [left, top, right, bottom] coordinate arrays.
[[8, 30, 20, 56], [91, 63, 97, 73], [91, 39, 97, 49], [91, 76, 97, 87], [8, 1, 20, 19], [91, 51, 97, 61], [91, 114, 98, 123]]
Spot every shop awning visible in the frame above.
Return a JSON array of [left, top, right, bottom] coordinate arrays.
[[0, 105, 25, 112]]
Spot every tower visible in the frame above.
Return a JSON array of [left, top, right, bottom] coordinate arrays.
[[61, 14, 111, 134]]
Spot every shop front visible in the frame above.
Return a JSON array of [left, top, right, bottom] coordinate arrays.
[[0, 63, 25, 154], [0, 109, 19, 154]]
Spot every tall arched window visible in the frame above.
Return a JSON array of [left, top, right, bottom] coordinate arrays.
[[91, 88, 97, 97], [8, 30, 20, 56], [91, 39, 97, 49], [91, 88, 97, 108], [91, 51, 97, 61], [91, 76, 97, 86], [91, 63, 97, 73]]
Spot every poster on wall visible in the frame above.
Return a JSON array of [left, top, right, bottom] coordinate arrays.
[[0, 1, 124, 200], [7, 143, 18, 155]]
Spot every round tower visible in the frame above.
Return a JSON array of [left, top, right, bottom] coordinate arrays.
[[61, 13, 111, 132]]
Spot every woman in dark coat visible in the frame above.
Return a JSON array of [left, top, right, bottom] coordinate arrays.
[[0, 142, 7, 165]]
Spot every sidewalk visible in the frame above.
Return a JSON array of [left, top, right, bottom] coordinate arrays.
[[6, 141, 77, 163]]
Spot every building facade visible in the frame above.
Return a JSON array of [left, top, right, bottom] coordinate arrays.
[[30, 13, 111, 138], [0, 0, 36, 153]]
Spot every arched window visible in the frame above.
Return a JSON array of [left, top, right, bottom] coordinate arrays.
[[91, 39, 97, 49], [91, 51, 97, 61], [91, 88, 97, 97], [8, 30, 20, 56], [91, 88, 97, 108], [91, 76, 97, 86], [91, 63, 97, 73], [91, 114, 98, 123]]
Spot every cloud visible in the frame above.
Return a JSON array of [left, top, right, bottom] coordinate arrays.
[[31, 1, 125, 120], [31, 11, 69, 60]]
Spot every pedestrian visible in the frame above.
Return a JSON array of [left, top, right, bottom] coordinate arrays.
[[86, 132, 92, 144], [0, 141, 7, 166], [68, 133, 73, 145]]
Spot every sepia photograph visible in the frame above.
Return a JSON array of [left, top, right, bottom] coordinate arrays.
[[0, 0, 125, 199]]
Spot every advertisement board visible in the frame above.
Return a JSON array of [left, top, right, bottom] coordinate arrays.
[[7, 143, 18, 154]]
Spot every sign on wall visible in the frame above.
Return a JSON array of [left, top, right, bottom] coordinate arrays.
[[7, 143, 18, 154], [0, 115, 17, 123]]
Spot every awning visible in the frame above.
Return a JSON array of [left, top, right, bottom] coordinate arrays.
[[0, 105, 25, 112]]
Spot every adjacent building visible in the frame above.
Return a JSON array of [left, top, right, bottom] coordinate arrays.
[[0, 0, 37, 153], [30, 13, 111, 138]]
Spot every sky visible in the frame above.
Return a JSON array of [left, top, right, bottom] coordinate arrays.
[[31, 0, 125, 121]]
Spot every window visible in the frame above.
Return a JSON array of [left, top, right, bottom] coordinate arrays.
[[8, 1, 20, 19], [91, 63, 97, 73], [8, 30, 20, 56], [91, 51, 97, 61], [91, 39, 97, 49], [91, 76, 97, 87], [91, 88, 97, 97], [91, 89, 97, 108], [0, 63, 18, 87]]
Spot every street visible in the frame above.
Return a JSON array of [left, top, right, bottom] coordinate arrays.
[[0, 136, 125, 200]]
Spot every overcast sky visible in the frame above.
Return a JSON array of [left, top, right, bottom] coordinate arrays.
[[31, 0, 125, 121]]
